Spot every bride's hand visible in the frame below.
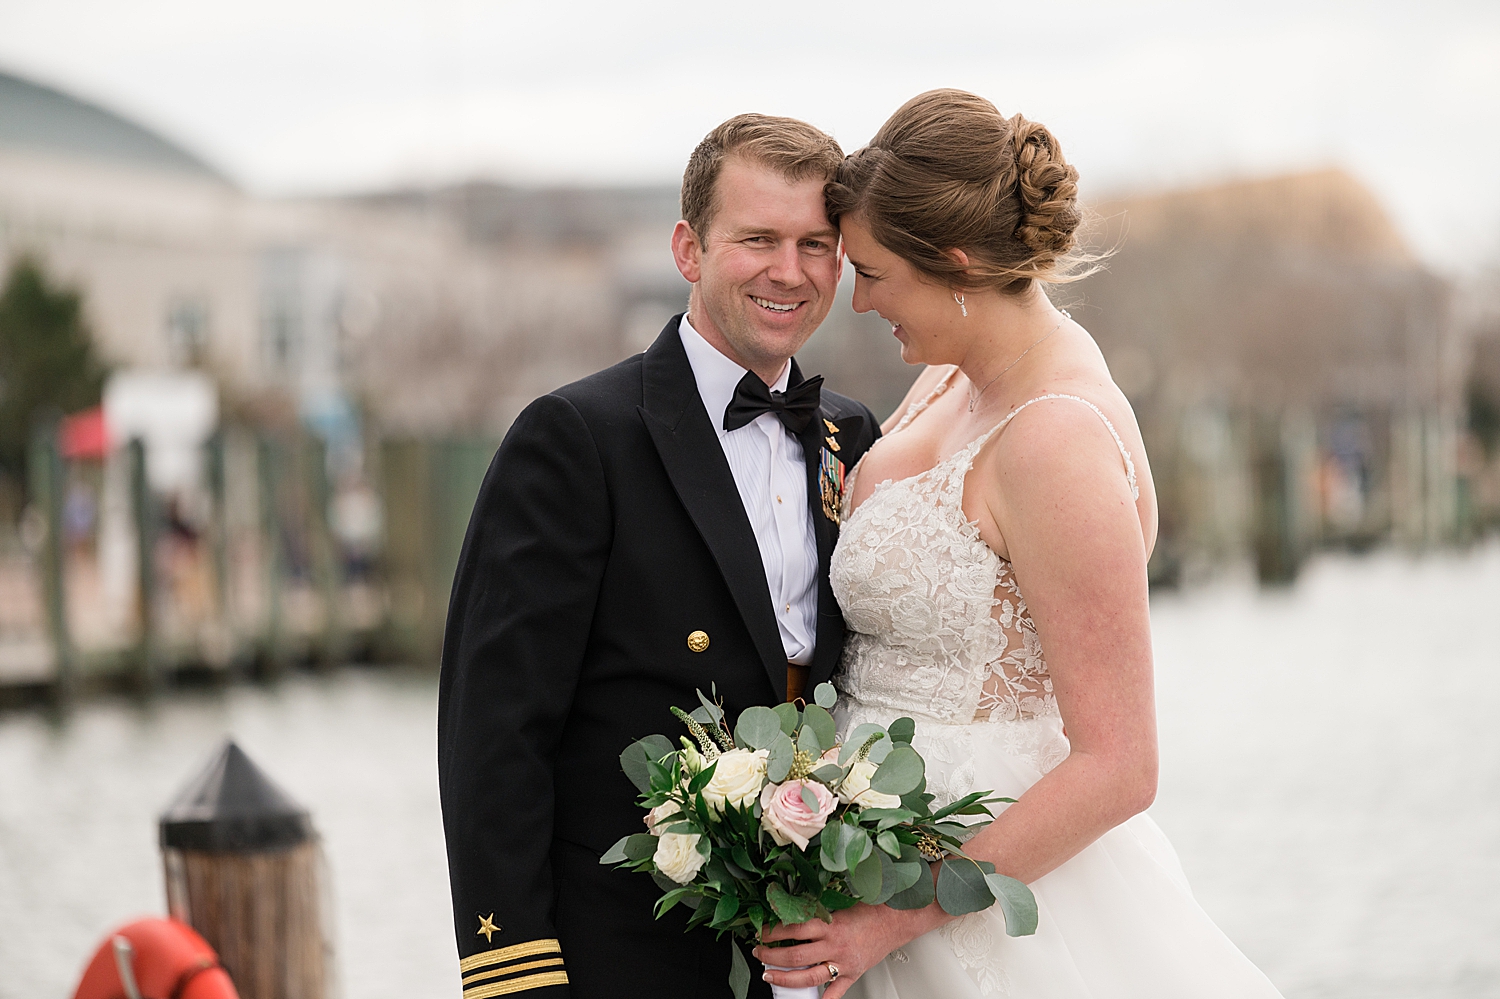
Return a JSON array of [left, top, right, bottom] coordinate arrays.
[[754, 902, 949, 998]]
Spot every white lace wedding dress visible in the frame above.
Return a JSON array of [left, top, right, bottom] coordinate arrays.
[[830, 373, 1283, 998]]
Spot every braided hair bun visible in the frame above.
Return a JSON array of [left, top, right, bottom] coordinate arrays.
[[826, 89, 1089, 293]]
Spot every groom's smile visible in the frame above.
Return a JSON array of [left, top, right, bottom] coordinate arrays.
[[672, 155, 841, 384]]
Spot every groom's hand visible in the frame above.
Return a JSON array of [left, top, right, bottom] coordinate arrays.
[[753, 901, 951, 998]]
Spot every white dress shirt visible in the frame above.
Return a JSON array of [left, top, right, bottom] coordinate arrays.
[[678, 315, 819, 665]]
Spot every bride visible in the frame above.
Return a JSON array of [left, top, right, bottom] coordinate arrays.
[[753, 90, 1284, 997]]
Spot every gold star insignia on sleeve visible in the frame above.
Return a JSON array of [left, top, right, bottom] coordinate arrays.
[[477, 913, 500, 943]]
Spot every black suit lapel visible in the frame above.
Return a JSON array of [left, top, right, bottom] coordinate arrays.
[[638, 316, 789, 697]]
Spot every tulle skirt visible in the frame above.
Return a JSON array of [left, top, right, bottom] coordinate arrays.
[[837, 700, 1284, 999]]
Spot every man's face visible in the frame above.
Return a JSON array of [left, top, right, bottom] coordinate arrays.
[[671, 156, 842, 380]]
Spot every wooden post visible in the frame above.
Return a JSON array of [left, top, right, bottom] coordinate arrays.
[[257, 436, 286, 676], [128, 437, 160, 691], [29, 417, 74, 702], [160, 740, 331, 999], [304, 435, 344, 667], [206, 430, 233, 672]]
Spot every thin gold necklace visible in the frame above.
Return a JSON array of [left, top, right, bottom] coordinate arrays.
[[966, 310, 1071, 413]]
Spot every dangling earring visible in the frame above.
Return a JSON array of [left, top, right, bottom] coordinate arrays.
[[953, 292, 967, 318]]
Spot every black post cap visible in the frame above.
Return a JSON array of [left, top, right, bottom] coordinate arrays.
[[159, 739, 314, 852]]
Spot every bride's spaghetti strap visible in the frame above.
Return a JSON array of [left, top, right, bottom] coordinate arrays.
[[890, 367, 959, 434], [984, 394, 1140, 500]]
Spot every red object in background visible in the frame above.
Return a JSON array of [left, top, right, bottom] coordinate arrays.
[[60, 406, 110, 461], [72, 917, 238, 999]]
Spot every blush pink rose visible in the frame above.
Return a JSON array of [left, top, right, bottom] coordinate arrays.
[[759, 779, 838, 850]]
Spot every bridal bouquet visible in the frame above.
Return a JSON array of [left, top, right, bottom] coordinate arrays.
[[601, 683, 1038, 999]]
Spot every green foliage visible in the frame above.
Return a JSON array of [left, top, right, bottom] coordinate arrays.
[[602, 687, 1039, 998], [728, 939, 750, 999], [937, 856, 997, 916], [871, 745, 925, 795], [733, 706, 782, 750], [985, 871, 1040, 936], [0, 257, 107, 490]]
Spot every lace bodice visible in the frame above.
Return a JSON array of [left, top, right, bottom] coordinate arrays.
[[831, 370, 1138, 727]]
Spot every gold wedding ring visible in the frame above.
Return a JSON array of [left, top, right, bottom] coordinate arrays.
[[826, 962, 840, 982]]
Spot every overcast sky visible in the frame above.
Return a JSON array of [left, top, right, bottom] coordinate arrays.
[[1, 0, 1496, 270]]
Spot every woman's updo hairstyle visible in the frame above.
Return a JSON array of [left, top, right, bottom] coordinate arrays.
[[826, 89, 1091, 295]]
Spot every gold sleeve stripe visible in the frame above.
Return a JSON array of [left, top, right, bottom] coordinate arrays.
[[459, 939, 562, 973], [463, 970, 569, 998], [463, 957, 564, 986]]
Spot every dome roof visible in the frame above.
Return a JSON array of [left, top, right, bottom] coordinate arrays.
[[0, 69, 229, 184]]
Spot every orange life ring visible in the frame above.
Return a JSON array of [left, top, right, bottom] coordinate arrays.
[[73, 917, 239, 999]]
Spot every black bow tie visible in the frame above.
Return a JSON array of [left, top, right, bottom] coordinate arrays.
[[723, 370, 824, 434]]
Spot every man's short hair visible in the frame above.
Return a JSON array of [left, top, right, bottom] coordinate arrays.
[[681, 114, 844, 240]]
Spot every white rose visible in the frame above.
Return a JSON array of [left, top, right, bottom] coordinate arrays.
[[653, 832, 708, 884], [838, 759, 902, 809], [702, 748, 769, 813]]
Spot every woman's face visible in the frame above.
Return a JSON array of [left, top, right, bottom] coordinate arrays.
[[841, 214, 965, 367]]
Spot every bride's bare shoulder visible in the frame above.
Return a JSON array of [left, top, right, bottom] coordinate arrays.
[[880, 365, 958, 435]]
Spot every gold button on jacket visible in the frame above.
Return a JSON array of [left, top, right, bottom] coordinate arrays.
[[686, 630, 710, 653]]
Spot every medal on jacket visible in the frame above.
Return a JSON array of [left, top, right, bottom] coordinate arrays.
[[819, 428, 846, 525]]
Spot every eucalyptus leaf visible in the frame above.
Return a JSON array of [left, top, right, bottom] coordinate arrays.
[[870, 848, 917, 905], [885, 861, 935, 909], [734, 705, 783, 750], [772, 701, 800, 735], [800, 785, 822, 813], [984, 873, 1039, 936], [689, 705, 715, 725], [813, 682, 838, 709], [867, 737, 893, 764], [936, 856, 997, 917], [850, 850, 884, 901], [900, 789, 933, 816], [766, 732, 795, 783], [871, 745, 925, 796], [599, 835, 632, 864], [728, 939, 750, 999], [696, 689, 726, 726], [843, 827, 873, 871], [876, 829, 902, 857], [811, 764, 843, 784], [620, 734, 675, 794], [885, 856, 924, 898], [796, 723, 823, 756], [820, 823, 851, 872], [623, 833, 659, 862], [838, 724, 886, 765], [887, 717, 916, 744], [802, 704, 837, 753]]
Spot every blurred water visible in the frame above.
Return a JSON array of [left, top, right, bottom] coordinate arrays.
[[1, 543, 1498, 999]]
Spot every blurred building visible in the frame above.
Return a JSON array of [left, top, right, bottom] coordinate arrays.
[[1, 65, 1491, 632]]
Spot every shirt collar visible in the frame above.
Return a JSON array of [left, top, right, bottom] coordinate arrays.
[[679, 313, 791, 437]]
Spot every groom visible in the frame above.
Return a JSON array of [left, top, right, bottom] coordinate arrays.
[[438, 114, 881, 999]]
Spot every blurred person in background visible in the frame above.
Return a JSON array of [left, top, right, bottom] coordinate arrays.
[[438, 113, 880, 998], [753, 90, 1285, 998]]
